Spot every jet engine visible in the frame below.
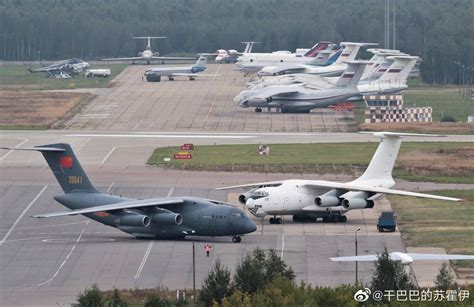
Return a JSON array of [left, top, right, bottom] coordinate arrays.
[[154, 52, 160, 56], [239, 191, 256, 204], [138, 52, 143, 57], [341, 198, 374, 209], [228, 49, 238, 56], [151, 212, 183, 225], [314, 195, 340, 207], [118, 214, 150, 227]]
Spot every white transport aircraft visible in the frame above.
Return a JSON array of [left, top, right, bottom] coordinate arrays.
[[102, 36, 194, 64], [217, 132, 462, 224], [331, 252, 474, 265]]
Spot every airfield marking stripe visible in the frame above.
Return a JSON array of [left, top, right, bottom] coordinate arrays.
[[167, 187, 174, 198], [67, 134, 254, 139], [280, 234, 285, 260], [35, 221, 89, 287], [101, 146, 117, 164], [0, 220, 87, 232], [135, 241, 154, 280], [205, 63, 223, 122], [105, 182, 115, 193], [0, 139, 29, 161], [0, 185, 48, 247]]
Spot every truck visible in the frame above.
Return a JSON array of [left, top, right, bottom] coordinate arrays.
[[85, 69, 111, 78], [377, 211, 397, 232]]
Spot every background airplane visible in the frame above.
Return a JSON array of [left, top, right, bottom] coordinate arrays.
[[331, 252, 474, 265], [27, 58, 90, 77], [102, 36, 195, 64], [1, 144, 257, 242], [215, 41, 260, 63], [217, 132, 462, 224], [144, 54, 216, 82]]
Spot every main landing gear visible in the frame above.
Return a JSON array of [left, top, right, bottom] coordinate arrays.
[[255, 107, 262, 113], [232, 236, 242, 243], [269, 216, 282, 224], [168, 77, 175, 81], [292, 214, 347, 223]]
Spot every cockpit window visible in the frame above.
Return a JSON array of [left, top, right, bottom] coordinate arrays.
[[251, 190, 269, 200], [232, 212, 243, 218]]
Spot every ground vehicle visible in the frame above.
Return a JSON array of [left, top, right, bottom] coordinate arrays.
[[85, 69, 111, 78], [377, 211, 397, 232]]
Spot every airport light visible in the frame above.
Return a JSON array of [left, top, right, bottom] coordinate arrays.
[[355, 228, 361, 284], [183, 230, 196, 306]]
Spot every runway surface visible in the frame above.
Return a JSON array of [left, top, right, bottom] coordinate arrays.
[[60, 64, 357, 132], [0, 181, 403, 306]]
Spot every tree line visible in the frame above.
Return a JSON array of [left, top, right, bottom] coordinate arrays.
[[1, 0, 473, 84]]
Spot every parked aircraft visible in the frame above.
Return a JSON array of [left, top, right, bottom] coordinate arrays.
[[235, 61, 368, 113], [215, 41, 260, 63], [102, 36, 194, 64], [1, 144, 257, 242], [217, 132, 462, 224], [257, 42, 377, 77], [27, 58, 90, 77], [144, 54, 214, 82], [236, 41, 335, 73]]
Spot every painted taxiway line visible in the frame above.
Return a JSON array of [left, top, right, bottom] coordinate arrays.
[[68, 134, 255, 139], [0, 185, 48, 247], [101, 147, 117, 164]]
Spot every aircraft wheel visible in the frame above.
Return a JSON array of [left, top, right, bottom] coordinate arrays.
[[269, 217, 275, 224], [322, 216, 330, 223], [276, 218, 282, 224], [232, 236, 241, 243], [292, 215, 300, 222], [255, 108, 262, 113], [340, 215, 347, 223]]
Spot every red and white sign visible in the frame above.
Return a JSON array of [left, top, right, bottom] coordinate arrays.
[[174, 153, 192, 159], [180, 144, 194, 150]]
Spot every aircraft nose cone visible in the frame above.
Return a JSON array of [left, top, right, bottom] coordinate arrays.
[[245, 198, 255, 208], [244, 219, 257, 234]]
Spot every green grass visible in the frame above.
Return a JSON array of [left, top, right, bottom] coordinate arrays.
[[390, 190, 474, 268], [0, 64, 127, 90], [148, 142, 473, 183], [403, 88, 473, 122]]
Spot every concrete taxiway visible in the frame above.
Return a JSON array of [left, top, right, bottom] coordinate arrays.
[[0, 180, 403, 306], [60, 64, 357, 132]]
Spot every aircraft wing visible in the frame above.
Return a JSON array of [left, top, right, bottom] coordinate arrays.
[[407, 253, 474, 261], [331, 255, 378, 262], [102, 57, 144, 61], [151, 56, 196, 60], [216, 180, 287, 190], [32, 198, 184, 218], [302, 181, 462, 202], [252, 86, 300, 100]]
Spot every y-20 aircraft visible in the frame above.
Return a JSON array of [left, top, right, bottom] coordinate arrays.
[[102, 36, 194, 64], [144, 54, 215, 82], [217, 132, 462, 224], [1, 144, 257, 242]]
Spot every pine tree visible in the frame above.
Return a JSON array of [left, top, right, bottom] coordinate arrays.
[[77, 284, 104, 307], [435, 262, 456, 291], [200, 258, 233, 306], [371, 249, 416, 292]]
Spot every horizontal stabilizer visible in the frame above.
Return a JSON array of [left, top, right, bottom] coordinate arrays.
[[359, 131, 445, 138], [0, 146, 65, 152]]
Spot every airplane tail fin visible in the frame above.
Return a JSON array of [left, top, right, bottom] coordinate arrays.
[[326, 49, 342, 65], [307, 50, 332, 66], [241, 41, 260, 53], [352, 132, 443, 186], [194, 54, 208, 68], [332, 61, 367, 88], [303, 41, 332, 57], [1, 144, 98, 194], [378, 56, 419, 84]]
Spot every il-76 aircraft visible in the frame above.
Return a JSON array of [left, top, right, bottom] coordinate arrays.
[[1, 144, 256, 242], [102, 36, 194, 64], [218, 132, 462, 224]]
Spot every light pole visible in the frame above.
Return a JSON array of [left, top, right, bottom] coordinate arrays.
[[183, 230, 196, 306], [355, 228, 361, 284]]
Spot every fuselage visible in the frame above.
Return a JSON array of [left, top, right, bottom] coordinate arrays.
[[54, 193, 256, 239]]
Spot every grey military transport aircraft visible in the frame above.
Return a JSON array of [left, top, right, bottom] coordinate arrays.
[[2, 143, 257, 242]]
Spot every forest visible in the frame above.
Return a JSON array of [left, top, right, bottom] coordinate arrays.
[[1, 0, 473, 84]]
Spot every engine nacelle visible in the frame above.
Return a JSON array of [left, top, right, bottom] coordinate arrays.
[[151, 212, 183, 225], [154, 52, 160, 57], [314, 195, 340, 207], [341, 198, 374, 210], [138, 52, 143, 57], [118, 214, 150, 227], [238, 194, 247, 204], [228, 49, 238, 55]]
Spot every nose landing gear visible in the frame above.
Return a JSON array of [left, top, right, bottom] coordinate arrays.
[[232, 236, 242, 243]]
